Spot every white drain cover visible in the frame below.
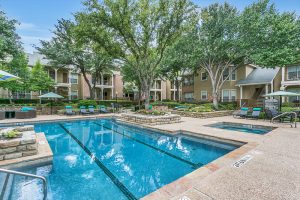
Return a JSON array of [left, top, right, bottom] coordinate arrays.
[[233, 155, 253, 168]]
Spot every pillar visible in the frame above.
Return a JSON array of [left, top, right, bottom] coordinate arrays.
[[54, 69, 58, 83], [265, 84, 269, 99], [240, 86, 243, 107], [101, 88, 104, 100], [68, 87, 71, 100]]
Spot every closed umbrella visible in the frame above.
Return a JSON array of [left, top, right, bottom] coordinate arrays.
[[39, 92, 64, 114], [0, 70, 19, 81], [264, 91, 300, 111]]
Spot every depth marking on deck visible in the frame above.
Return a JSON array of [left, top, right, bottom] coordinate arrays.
[[233, 155, 253, 168], [58, 123, 137, 200], [94, 122, 203, 169]]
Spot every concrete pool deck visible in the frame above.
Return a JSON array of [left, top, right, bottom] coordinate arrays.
[[0, 114, 299, 200], [139, 116, 300, 200]]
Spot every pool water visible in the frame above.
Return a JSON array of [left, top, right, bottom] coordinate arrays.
[[2, 119, 241, 200], [206, 122, 274, 135]]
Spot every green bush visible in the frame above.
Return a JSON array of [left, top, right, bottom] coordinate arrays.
[[13, 99, 39, 104], [78, 100, 97, 108], [3, 130, 22, 139], [0, 99, 10, 104], [282, 102, 295, 107], [136, 109, 166, 115], [219, 102, 237, 110], [96, 100, 136, 107]]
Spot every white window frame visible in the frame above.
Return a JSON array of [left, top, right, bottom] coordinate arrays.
[[287, 66, 300, 80], [70, 73, 78, 84], [223, 67, 237, 81], [222, 89, 237, 102], [200, 91, 208, 100], [71, 90, 78, 99], [201, 72, 208, 81]]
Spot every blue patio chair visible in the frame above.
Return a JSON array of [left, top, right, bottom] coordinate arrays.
[[65, 106, 75, 115], [233, 107, 249, 118], [99, 105, 109, 113], [88, 105, 95, 114], [247, 107, 262, 119], [80, 106, 89, 115]]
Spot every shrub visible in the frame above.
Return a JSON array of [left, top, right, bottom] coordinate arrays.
[[136, 109, 166, 115], [0, 99, 10, 104], [78, 100, 97, 108], [3, 130, 22, 139], [13, 99, 39, 104], [219, 102, 238, 110], [282, 102, 295, 107], [96, 100, 136, 107]]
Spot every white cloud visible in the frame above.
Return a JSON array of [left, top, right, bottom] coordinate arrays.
[[17, 22, 37, 30], [20, 35, 52, 53]]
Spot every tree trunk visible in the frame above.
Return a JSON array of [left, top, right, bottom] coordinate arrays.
[[81, 68, 94, 99], [211, 79, 219, 110], [175, 79, 180, 102]]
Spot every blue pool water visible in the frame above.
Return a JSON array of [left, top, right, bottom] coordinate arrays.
[[206, 122, 274, 135], [3, 119, 241, 199]]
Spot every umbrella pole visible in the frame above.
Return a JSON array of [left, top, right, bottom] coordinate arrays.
[[51, 99, 53, 115], [280, 95, 282, 112]]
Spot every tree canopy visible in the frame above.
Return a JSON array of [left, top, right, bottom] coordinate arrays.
[[29, 60, 54, 92], [77, 0, 197, 108]]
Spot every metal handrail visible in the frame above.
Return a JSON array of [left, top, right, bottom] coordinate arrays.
[[271, 112, 297, 128], [0, 168, 47, 200]]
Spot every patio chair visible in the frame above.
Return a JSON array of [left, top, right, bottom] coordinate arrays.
[[80, 106, 89, 115], [233, 107, 249, 118], [265, 109, 294, 123], [99, 105, 109, 113], [65, 106, 75, 115], [247, 107, 262, 119], [88, 106, 95, 114]]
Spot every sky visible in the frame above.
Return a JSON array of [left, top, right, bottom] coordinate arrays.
[[0, 0, 299, 53]]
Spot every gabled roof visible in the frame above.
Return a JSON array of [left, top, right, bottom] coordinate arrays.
[[236, 67, 280, 86], [27, 52, 50, 66]]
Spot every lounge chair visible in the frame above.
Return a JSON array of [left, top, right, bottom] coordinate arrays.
[[99, 105, 109, 113], [88, 106, 95, 114], [80, 106, 89, 115], [247, 107, 262, 119], [65, 106, 75, 115], [233, 107, 249, 118]]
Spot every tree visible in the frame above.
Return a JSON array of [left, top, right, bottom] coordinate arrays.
[[192, 1, 300, 109], [159, 33, 198, 101], [29, 60, 54, 92], [0, 11, 22, 62], [79, 0, 196, 109], [0, 53, 30, 100], [38, 19, 116, 99]]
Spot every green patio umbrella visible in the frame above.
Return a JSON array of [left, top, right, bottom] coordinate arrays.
[[264, 91, 300, 111], [0, 70, 19, 81], [39, 92, 64, 114]]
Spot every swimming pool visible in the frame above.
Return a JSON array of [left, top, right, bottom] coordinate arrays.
[[2, 119, 241, 199], [206, 122, 275, 135]]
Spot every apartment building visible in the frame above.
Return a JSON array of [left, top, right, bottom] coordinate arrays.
[[166, 80, 182, 101], [83, 71, 124, 100], [281, 63, 300, 102], [182, 64, 285, 106], [27, 53, 84, 100]]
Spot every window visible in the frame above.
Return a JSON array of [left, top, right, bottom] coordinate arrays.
[[287, 66, 300, 80], [49, 70, 55, 80], [183, 76, 194, 86], [222, 89, 237, 102], [184, 92, 194, 100], [201, 72, 208, 81], [223, 67, 237, 81], [71, 90, 78, 99], [201, 91, 208, 100], [70, 73, 78, 84]]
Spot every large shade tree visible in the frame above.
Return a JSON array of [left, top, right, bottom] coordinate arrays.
[[38, 19, 117, 99], [78, 0, 196, 109], [0, 11, 22, 62], [159, 33, 199, 101], [191, 0, 300, 109]]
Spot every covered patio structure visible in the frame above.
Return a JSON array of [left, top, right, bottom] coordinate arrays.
[[236, 67, 280, 107]]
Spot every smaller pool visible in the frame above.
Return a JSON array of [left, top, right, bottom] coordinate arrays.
[[205, 122, 275, 135]]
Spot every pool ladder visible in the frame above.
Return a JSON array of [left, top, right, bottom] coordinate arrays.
[[0, 168, 47, 200], [271, 112, 297, 128]]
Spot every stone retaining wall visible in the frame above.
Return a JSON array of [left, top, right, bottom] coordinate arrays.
[[0, 126, 38, 161], [171, 110, 233, 118]]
